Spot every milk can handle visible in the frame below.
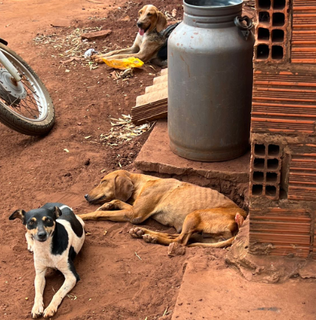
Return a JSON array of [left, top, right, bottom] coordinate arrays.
[[234, 16, 253, 40]]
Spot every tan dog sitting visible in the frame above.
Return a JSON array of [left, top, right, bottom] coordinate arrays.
[[92, 5, 170, 66], [79, 170, 246, 252]]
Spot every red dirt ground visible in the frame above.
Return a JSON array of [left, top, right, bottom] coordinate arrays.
[[1, 1, 315, 320]]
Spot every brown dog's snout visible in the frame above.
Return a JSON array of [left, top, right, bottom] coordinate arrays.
[[85, 193, 106, 204], [137, 21, 143, 29], [85, 194, 97, 203]]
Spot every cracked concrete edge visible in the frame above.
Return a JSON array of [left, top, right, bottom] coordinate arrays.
[[226, 219, 316, 283]]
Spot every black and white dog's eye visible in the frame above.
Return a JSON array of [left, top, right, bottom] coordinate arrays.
[[27, 220, 36, 228], [45, 218, 54, 226]]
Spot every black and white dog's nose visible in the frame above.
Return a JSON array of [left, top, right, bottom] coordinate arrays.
[[84, 194, 89, 201], [37, 231, 47, 241]]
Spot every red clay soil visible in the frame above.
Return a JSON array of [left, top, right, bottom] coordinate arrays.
[[0, 1, 315, 320]]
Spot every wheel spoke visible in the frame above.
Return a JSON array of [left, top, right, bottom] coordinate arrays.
[[0, 43, 54, 135], [0, 49, 47, 121]]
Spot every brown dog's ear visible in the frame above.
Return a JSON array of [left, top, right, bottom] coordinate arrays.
[[53, 206, 62, 219], [9, 209, 26, 224], [114, 174, 134, 201], [156, 11, 167, 33]]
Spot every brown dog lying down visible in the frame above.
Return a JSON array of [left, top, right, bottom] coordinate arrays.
[[92, 5, 171, 66], [79, 170, 247, 249]]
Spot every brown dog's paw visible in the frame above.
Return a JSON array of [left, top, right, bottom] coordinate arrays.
[[142, 234, 158, 244], [91, 54, 104, 64], [168, 242, 186, 257], [97, 202, 114, 211], [129, 227, 145, 238]]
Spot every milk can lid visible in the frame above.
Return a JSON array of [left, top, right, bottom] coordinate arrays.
[[184, 0, 242, 7]]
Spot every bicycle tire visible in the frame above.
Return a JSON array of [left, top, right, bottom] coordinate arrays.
[[0, 43, 55, 135]]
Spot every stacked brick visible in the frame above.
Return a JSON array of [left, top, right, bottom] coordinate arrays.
[[249, 0, 316, 259], [250, 142, 281, 200], [291, 0, 316, 63], [255, 0, 289, 62]]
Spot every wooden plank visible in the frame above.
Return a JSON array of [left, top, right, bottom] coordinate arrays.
[[81, 29, 112, 40], [145, 81, 168, 93], [153, 74, 168, 84], [132, 89, 168, 125], [160, 68, 168, 76], [136, 88, 168, 106], [131, 70, 168, 125], [133, 99, 168, 117], [132, 111, 168, 125]]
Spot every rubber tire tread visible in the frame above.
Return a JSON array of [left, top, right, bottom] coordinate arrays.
[[0, 43, 55, 136]]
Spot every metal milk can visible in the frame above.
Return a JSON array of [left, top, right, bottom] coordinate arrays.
[[168, 0, 254, 161]]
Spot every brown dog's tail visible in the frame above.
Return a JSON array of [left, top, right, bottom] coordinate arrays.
[[187, 237, 235, 248]]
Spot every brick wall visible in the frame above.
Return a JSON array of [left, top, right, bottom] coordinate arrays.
[[255, 0, 290, 63], [291, 0, 316, 63], [249, 0, 316, 259]]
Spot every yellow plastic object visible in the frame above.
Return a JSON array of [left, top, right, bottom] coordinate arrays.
[[101, 57, 144, 70]]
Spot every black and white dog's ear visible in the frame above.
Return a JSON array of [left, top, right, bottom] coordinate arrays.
[[53, 206, 62, 219], [9, 209, 26, 224]]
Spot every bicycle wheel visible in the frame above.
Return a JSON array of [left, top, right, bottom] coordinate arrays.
[[0, 43, 55, 135]]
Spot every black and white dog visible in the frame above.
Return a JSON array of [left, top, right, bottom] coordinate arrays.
[[9, 202, 85, 318]]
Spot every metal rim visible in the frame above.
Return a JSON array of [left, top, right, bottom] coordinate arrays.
[[184, 0, 243, 8], [0, 47, 49, 122]]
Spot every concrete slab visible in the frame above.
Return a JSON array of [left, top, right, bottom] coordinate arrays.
[[135, 120, 250, 205], [172, 254, 316, 320], [135, 120, 250, 180]]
